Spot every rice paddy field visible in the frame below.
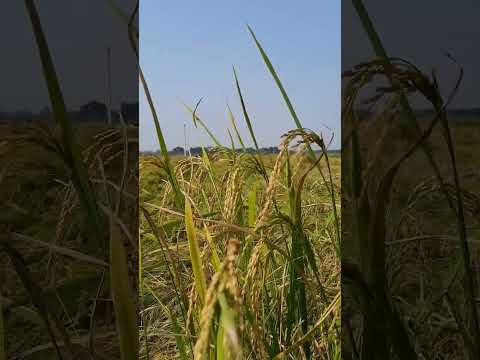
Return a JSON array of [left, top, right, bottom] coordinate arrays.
[[5, 0, 480, 359], [342, 112, 480, 359], [0, 2, 140, 357], [134, 13, 346, 356], [139, 147, 341, 359], [0, 122, 139, 359], [341, 35, 480, 357]]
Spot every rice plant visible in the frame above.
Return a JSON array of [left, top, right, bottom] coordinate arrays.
[[342, 1, 480, 358], [139, 27, 341, 359]]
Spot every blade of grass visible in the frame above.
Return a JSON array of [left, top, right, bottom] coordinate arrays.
[[205, 226, 222, 273], [201, 147, 221, 205], [216, 310, 226, 360], [24, 0, 103, 248], [182, 102, 223, 148], [246, 26, 301, 129], [227, 104, 247, 152], [232, 66, 268, 180], [139, 67, 184, 209], [109, 219, 139, 360], [217, 292, 242, 359], [104, 0, 138, 36], [185, 199, 208, 306], [232, 66, 261, 151], [285, 153, 309, 356]]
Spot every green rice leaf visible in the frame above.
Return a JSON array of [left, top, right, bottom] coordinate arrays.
[[24, 0, 103, 248], [205, 225, 221, 273], [185, 199, 207, 305], [183, 102, 222, 148], [110, 219, 138, 360], [247, 25, 302, 130], [217, 293, 242, 359], [227, 104, 246, 151]]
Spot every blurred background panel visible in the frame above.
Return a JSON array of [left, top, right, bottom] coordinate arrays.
[[0, 1, 138, 358], [342, 1, 480, 359]]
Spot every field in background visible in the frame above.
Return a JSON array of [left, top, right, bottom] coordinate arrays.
[[342, 107, 480, 358], [385, 120, 480, 359], [0, 123, 138, 358]]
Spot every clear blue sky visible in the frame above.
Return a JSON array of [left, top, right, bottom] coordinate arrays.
[[140, 1, 340, 151]]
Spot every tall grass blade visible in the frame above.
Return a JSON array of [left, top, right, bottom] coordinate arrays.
[[205, 225, 221, 273], [216, 312, 226, 360], [232, 67, 260, 152], [232, 66, 268, 179], [104, 0, 139, 38], [217, 292, 242, 359], [201, 147, 221, 204], [24, 0, 103, 248], [227, 104, 247, 151], [109, 219, 139, 360], [183, 102, 223, 147], [285, 154, 309, 356], [140, 68, 184, 209], [185, 199, 207, 306], [246, 25, 301, 130]]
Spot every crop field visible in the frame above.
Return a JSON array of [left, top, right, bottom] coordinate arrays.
[[139, 147, 341, 359], [0, 2, 140, 358], [6, 1, 480, 359], [387, 122, 480, 360], [135, 16, 344, 357], [0, 122, 139, 358], [341, 39, 480, 357]]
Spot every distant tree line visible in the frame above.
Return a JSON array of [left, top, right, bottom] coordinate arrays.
[[0, 100, 139, 125], [355, 107, 480, 121], [167, 146, 279, 156], [141, 146, 280, 156], [141, 146, 341, 156]]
